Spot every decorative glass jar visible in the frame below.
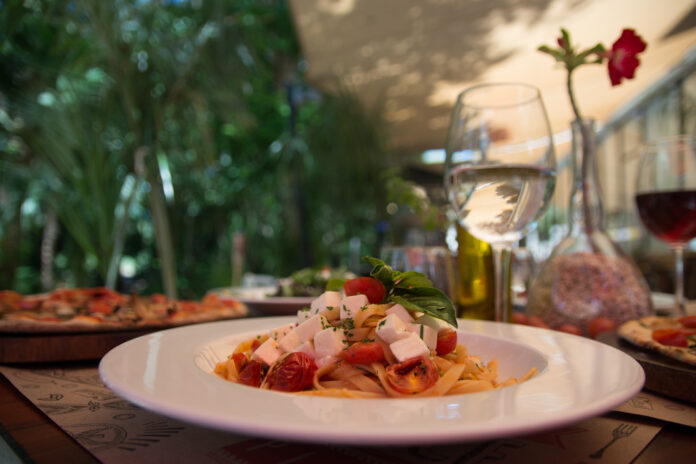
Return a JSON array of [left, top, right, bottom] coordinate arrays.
[[526, 119, 652, 333]]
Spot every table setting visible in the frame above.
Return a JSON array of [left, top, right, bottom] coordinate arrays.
[[2, 23, 696, 464]]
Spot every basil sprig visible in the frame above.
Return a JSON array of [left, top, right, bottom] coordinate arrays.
[[364, 256, 458, 328]]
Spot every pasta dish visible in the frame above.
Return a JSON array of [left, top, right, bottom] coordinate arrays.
[[214, 258, 537, 398]]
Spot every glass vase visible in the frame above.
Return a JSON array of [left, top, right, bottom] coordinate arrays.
[[526, 119, 652, 334]]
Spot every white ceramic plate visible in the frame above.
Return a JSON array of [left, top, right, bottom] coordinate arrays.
[[99, 317, 644, 446]]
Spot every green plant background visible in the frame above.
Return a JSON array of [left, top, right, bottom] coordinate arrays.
[[0, 0, 422, 298]]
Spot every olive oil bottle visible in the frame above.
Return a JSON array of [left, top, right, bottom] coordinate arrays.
[[454, 223, 495, 320]]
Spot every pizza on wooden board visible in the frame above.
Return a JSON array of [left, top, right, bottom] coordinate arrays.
[[0, 287, 247, 333], [618, 315, 696, 366]]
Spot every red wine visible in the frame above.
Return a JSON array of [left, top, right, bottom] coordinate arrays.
[[635, 190, 696, 245]]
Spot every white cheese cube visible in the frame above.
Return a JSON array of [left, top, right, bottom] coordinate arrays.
[[389, 332, 430, 362], [375, 313, 410, 344], [313, 327, 347, 359], [310, 291, 342, 315], [316, 355, 339, 369], [294, 340, 316, 359], [278, 329, 302, 352], [319, 305, 340, 321], [340, 294, 369, 320], [408, 323, 438, 351], [250, 338, 284, 366], [295, 314, 330, 342], [269, 322, 295, 341], [297, 308, 313, 323], [386, 303, 413, 324]]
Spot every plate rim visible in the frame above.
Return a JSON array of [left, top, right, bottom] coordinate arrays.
[[99, 316, 645, 445]]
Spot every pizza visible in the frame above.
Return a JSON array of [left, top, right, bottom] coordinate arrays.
[[0, 287, 247, 333], [618, 315, 696, 366]]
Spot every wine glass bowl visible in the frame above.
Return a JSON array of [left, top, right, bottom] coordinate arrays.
[[444, 83, 556, 322], [636, 135, 696, 316]]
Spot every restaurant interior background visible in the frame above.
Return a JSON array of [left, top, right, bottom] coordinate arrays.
[[1, 0, 695, 301]]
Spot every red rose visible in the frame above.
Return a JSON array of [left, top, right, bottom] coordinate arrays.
[[606, 29, 647, 86]]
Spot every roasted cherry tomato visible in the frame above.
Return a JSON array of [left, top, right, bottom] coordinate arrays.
[[527, 316, 551, 329], [385, 356, 439, 394], [558, 323, 583, 336], [652, 328, 688, 347], [266, 352, 318, 392], [343, 277, 386, 304], [678, 315, 696, 328], [435, 329, 458, 356], [588, 317, 617, 339], [237, 360, 264, 387], [340, 341, 385, 364], [231, 353, 247, 371]]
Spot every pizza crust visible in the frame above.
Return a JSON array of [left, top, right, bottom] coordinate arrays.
[[618, 316, 696, 366]]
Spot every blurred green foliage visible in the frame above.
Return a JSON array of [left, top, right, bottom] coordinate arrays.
[[0, 0, 394, 298]]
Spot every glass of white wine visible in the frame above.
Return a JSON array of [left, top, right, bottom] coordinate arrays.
[[444, 83, 556, 322]]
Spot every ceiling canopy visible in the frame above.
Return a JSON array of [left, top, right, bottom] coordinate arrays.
[[289, 0, 696, 155]]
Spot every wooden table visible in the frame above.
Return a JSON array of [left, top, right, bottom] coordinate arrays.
[[1, 366, 695, 464]]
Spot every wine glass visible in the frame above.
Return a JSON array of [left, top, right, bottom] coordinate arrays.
[[636, 135, 696, 316], [444, 83, 556, 322]]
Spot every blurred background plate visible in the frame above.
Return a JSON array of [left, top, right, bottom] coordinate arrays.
[[208, 287, 312, 316], [237, 297, 313, 316]]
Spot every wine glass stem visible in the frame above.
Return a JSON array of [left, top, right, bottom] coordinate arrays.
[[491, 245, 511, 322], [673, 246, 686, 316]]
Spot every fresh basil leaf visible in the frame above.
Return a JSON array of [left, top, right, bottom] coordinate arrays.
[[390, 287, 458, 328], [365, 257, 396, 291], [393, 271, 433, 289]]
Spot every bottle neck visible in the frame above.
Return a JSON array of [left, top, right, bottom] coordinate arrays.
[[568, 119, 604, 233]]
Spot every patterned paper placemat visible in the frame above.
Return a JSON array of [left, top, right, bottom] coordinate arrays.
[[0, 365, 669, 464]]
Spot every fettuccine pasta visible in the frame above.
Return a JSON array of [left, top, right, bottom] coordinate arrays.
[[214, 290, 536, 397]]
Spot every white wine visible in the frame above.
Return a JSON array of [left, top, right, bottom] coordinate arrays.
[[446, 164, 555, 245]]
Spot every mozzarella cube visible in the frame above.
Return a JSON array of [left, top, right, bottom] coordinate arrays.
[[316, 355, 339, 369], [386, 304, 413, 324], [294, 340, 316, 359], [340, 294, 369, 320], [310, 291, 342, 315], [408, 323, 438, 351], [278, 329, 302, 352], [375, 313, 410, 344], [250, 338, 284, 366], [269, 322, 295, 341], [297, 307, 313, 323], [313, 327, 347, 359], [319, 305, 340, 321], [295, 314, 330, 342], [389, 332, 430, 362]]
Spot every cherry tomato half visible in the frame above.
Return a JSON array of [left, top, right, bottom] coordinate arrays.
[[588, 317, 617, 339], [652, 328, 688, 347], [343, 277, 386, 304], [385, 356, 439, 394], [678, 315, 696, 329], [435, 330, 457, 356], [237, 360, 264, 387], [231, 353, 247, 372], [341, 341, 385, 364], [266, 352, 318, 392]]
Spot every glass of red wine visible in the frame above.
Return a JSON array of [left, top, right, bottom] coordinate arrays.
[[636, 135, 696, 316]]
